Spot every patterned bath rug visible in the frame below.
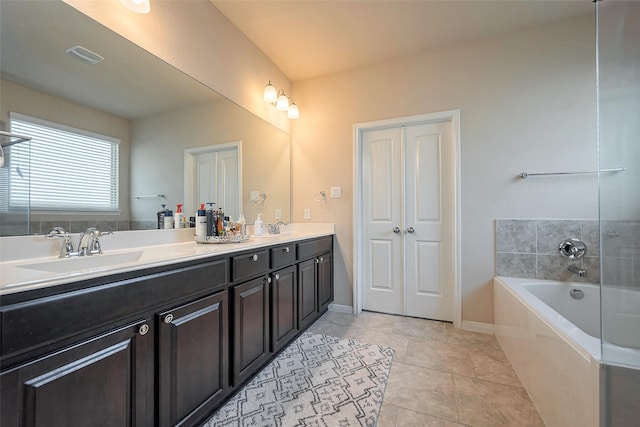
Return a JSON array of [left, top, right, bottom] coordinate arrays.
[[202, 332, 394, 427]]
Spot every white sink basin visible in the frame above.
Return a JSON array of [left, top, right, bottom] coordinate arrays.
[[18, 251, 145, 273]]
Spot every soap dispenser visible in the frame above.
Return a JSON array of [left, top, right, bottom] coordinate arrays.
[[254, 214, 263, 236], [175, 204, 185, 229]]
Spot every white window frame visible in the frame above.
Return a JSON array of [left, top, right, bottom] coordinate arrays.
[[8, 112, 121, 213]]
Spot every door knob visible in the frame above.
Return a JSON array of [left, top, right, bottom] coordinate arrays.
[[407, 227, 415, 234], [393, 227, 401, 234]]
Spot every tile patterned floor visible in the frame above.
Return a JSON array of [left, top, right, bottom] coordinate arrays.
[[308, 311, 545, 427]]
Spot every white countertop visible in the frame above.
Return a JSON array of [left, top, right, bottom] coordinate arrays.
[[0, 223, 334, 296]]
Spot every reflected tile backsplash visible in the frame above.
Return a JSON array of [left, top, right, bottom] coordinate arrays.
[[495, 219, 600, 284]]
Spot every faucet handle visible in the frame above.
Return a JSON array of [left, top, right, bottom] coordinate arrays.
[[46, 227, 75, 258]]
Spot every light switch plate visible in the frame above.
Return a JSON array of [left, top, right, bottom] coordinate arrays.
[[330, 186, 342, 199], [275, 209, 282, 220], [304, 208, 311, 220], [250, 191, 260, 202]]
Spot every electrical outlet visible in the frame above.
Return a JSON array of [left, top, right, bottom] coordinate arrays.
[[275, 209, 282, 220], [304, 208, 311, 220], [250, 191, 260, 202], [330, 186, 342, 199]]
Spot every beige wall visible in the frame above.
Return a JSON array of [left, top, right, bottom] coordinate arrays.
[[291, 16, 598, 323], [0, 78, 131, 222]]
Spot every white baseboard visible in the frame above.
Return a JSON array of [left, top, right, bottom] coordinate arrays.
[[328, 303, 353, 314], [461, 320, 494, 335]]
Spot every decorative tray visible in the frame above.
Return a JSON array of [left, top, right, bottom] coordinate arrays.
[[195, 234, 251, 244]]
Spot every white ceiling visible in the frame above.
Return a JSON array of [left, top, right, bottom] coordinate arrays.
[[211, 0, 593, 82]]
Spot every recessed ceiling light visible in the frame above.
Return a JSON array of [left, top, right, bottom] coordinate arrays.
[[65, 45, 104, 65], [120, 0, 151, 14]]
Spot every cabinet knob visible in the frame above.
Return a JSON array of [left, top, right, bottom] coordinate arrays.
[[138, 324, 150, 336], [266, 277, 272, 284], [163, 314, 174, 324], [252, 254, 258, 261], [283, 247, 290, 253], [407, 226, 415, 234], [275, 273, 280, 280], [393, 227, 401, 233], [319, 257, 324, 262]]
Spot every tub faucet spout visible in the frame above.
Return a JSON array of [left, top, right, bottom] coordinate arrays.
[[568, 264, 588, 278]]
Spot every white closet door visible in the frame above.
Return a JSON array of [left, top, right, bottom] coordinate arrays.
[[404, 122, 453, 321], [362, 127, 404, 315], [194, 147, 239, 219], [361, 121, 454, 321]]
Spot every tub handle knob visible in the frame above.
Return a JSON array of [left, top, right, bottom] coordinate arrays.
[[558, 238, 586, 260]]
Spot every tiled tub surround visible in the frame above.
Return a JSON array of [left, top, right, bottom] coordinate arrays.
[[495, 219, 601, 284]]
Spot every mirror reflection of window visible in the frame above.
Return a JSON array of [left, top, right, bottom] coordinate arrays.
[[10, 113, 120, 212]]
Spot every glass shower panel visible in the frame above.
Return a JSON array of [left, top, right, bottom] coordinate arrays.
[[0, 134, 30, 236], [598, 1, 640, 367]]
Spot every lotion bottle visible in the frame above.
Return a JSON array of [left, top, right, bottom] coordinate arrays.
[[254, 213, 263, 236], [175, 204, 185, 229], [196, 204, 207, 237], [164, 208, 174, 229]]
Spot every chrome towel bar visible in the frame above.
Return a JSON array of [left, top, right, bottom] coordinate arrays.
[[518, 167, 625, 179]]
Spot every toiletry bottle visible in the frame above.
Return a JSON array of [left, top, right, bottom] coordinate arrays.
[[196, 203, 207, 237], [237, 213, 246, 235], [205, 202, 216, 236], [217, 208, 224, 236], [254, 213, 263, 236], [175, 204, 185, 229], [157, 204, 169, 229], [164, 208, 174, 229]]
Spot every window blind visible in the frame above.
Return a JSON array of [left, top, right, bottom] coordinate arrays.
[[9, 113, 120, 211]]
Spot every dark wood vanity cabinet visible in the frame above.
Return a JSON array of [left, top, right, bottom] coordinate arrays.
[[232, 275, 271, 385], [0, 235, 333, 427], [156, 291, 229, 427], [271, 265, 298, 352], [0, 319, 152, 427], [297, 236, 334, 330]]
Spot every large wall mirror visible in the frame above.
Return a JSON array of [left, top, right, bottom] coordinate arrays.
[[0, 0, 290, 237]]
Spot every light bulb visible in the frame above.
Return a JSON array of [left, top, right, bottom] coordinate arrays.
[[120, 0, 150, 13], [276, 93, 289, 111], [287, 102, 299, 119], [263, 82, 277, 104]]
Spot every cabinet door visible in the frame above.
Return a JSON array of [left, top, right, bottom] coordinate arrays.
[[0, 320, 151, 427], [157, 291, 228, 427], [271, 266, 298, 352], [298, 258, 318, 330], [318, 252, 334, 313], [233, 276, 271, 385]]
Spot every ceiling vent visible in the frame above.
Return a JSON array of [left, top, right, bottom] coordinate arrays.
[[64, 45, 104, 65]]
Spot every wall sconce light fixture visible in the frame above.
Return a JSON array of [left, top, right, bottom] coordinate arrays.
[[264, 81, 299, 119], [120, 0, 151, 14]]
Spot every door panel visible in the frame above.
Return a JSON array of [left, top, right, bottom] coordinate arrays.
[[362, 121, 453, 321], [405, 122, 453, 320], [362, 128, 403, 315]]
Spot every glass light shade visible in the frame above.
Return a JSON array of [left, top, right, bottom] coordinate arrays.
[[276, 93, 289, 111], [120, 0, 150, 13], [263, 82, 277, 104], [287, 103, 299, 119]]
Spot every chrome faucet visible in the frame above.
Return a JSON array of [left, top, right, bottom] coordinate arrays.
[[47, 227, 113, 257], [568, 264, 588, 278], [269, 221, 288, 235], [78, 227, 112, 256]]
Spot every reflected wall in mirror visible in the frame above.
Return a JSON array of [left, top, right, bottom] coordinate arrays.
[[0, 0, 290, 237]]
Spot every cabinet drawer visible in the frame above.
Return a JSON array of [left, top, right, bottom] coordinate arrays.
[[231, 250, 269, 282], [297, 236, 332, 260], [270, 244, 296, 270]]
